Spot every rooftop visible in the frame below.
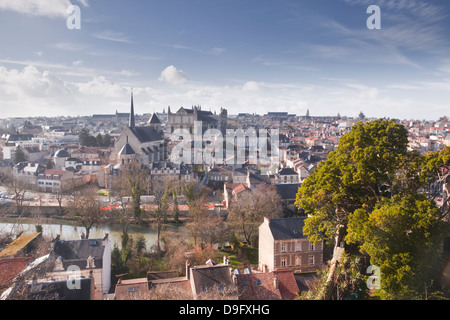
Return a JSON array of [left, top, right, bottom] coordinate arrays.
[[0, 233, 41, 258]]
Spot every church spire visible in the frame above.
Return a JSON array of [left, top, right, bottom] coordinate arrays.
[[129, 88, 135, 128]]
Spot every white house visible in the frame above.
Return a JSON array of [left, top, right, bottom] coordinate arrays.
[[46, 235, 112, 300]]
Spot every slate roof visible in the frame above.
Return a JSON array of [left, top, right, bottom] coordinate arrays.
[[27, 278, 93, 300], [275, 183, 300, 200], [268, 217, 306, 240], [54, 149, 70, 158], [49, 239, 105, 270], [119, 143, 135, 155], [190, 264, 234, 295], [148, 113, 161, 124], [130, 126, 163, 143], [278, 168, 298, 175]]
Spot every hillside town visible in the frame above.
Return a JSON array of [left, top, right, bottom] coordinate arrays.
[[0, 95, 449, 301]]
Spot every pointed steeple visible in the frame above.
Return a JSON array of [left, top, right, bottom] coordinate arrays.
[[129, 89, 135, 128]]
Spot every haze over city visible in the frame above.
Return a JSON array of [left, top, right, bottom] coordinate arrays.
[[0, 0, 449, 120]]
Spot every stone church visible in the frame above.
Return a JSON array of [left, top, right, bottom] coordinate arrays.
[[166, 106, 228, 136], [112, 92, 167, 166]]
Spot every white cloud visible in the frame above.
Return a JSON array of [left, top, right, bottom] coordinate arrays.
[[0, 0, 72, 18], [77, 0, 88, 7], [92, 31, 133, 43], [53, 42, 89, 51], [158, 65, 188, 85], [0, 63, 448, 120], [72, 60, 83, 67], [242, 81, 261, 92]]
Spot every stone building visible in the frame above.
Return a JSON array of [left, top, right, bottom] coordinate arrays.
[[166, 106, 227, 137], [112, 92, 168, 166]]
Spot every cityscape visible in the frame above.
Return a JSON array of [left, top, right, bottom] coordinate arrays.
[[0, 0, 449, 310]]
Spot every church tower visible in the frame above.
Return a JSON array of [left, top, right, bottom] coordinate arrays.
[[129, 89, 135, 128]]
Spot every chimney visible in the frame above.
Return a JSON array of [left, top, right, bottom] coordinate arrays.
[[185, 260, 190, 280]]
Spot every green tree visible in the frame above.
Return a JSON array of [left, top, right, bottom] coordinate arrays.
[[118, 162, 148, 222], [346, 194, 447, 299], [96, 133, 103, 147], [295, 119, 449, 299], [296, 119, 409, 246], [13, 146, 26, 164]]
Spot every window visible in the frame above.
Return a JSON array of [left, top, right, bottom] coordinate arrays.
[[296, 256, 301, 266], [218, 284, 224, 291], [129, 287, 135, 292], [281, 257, 287, 267], [309, 242, 315, 251], [295, 241, 301, 252], [309, 255, 315, 265], [201, 285, 207, 292], [281, 243, 286, 253], [256, 279, 262, 286]]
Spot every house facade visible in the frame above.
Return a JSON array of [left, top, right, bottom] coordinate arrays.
[[45, 235, 112, 300], [37, 169, 74, 193], [259, 217, 324, 273]]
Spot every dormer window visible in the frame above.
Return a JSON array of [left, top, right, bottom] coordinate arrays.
[[86, 255, 95, 268]]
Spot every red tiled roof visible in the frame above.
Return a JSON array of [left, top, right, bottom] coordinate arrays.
[[236, 270, 300, 300], [273, 270, 300, 300], [236, 272, 282, 300], [0, 257, 32, 291]]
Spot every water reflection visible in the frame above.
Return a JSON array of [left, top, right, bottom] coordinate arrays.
[[0, 219, 183, 249]]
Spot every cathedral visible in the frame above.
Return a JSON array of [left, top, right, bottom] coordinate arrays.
[[112, 91, 167, 166], [166, 105, 228, 137]]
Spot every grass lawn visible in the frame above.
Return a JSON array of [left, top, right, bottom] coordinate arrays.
[[218, 246, 258, 270]]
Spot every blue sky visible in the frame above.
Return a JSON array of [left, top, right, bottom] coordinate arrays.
[[0, 0, 449, 120]]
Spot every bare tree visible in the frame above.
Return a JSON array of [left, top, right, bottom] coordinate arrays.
[[227, 183, 283, 246], [67, 186, 106, 239], [4, 169, 31, 216], [148, 180, 170, 252]]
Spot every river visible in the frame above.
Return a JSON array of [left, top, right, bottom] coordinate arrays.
[[0, 218, 185, 249]]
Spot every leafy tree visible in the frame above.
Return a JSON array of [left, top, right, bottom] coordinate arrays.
[[296, 119, 409, 246], [13, 146, 26, 164], [358, 111, 366, 120], [346, 194, 447, 298], [45, 159, 54, 169], [295, 119, 449, 299]]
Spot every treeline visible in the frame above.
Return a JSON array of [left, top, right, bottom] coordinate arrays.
[[78, 128, 112, 147]]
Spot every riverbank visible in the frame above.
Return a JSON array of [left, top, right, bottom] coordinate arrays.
[[0, 215, 188, 250]]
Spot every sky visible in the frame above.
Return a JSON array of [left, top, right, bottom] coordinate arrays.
[[0, 0, 449, 120]]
